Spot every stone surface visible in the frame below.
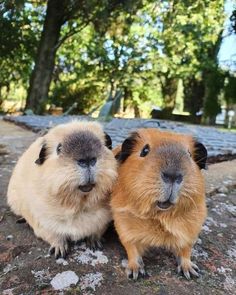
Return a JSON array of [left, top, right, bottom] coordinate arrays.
[[0, 118, 236, 295], [4, 115, 236, 163]]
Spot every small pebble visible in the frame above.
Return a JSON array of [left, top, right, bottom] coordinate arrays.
[[56, 258, 69, 266], [217, 186, 228, 194], [51, 271, 79, 290], [217, 193, 227, 198], [35, 256, 42, 260]]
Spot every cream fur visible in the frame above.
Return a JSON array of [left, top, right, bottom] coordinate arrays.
[[7, 120, 117, 255]]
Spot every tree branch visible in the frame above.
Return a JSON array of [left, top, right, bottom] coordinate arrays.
[[54, 21, 90, 50]]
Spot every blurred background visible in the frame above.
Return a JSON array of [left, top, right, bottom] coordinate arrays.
[[0, 0, 236, 127]]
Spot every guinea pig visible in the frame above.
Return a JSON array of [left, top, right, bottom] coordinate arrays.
[[111, 128, 207, 280], [7, 121, 117, 258]]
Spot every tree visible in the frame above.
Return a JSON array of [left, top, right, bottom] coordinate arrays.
[[203, 68, 225, 124], [25, 0, 143, 114], [0, 0, 228, 121], [25, 0, 67, 113], [183, 77, 205, 120], [230, 8, 236, 34], [0, 1, 40, 104]]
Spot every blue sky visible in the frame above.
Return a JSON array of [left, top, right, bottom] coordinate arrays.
[[218, 0, 236, 71]]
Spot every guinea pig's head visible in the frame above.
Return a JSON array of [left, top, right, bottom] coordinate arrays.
[[35, 121, 117, 202], [115, 129, 207, 215]]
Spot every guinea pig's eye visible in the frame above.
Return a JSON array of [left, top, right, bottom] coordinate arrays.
[[140, 144, 150, 157], [57, 143, 62, 154]]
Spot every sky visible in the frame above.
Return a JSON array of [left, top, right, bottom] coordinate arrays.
[[218, 0, 236, 71]]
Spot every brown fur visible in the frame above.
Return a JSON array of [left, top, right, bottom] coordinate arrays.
[[7, 121, 117, 257], [111, 128, 207, 279]]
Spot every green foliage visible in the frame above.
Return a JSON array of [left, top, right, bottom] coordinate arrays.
[[0, 0, 233, 123], [0, 0, 44, 102]]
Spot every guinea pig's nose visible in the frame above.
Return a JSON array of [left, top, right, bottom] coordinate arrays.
[[78, 159, 87, 168], [161, 171, 183, 184], [77, 157, 97, 168], [89, 157, 97, 167]]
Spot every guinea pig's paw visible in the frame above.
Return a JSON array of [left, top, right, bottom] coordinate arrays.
[[125, 258, 146, 280], [49, 239, 69, 259], [177, 260, 200, 280], [85, 236, 104, 251]]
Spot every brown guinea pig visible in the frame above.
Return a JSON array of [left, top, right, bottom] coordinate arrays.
[[7, 121, 117, 258], [111, 128, 207, 280]]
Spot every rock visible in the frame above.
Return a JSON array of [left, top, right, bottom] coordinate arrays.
[[0, 242, 30, 263], [50, 271, 79, 290], [217, 186, 229, 194], [74, 247, 108, 266], [80, 272, 103, 291], [2, 288, 15, 295], [56, 258, 69, 265]]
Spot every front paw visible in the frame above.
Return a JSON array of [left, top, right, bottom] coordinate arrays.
[[85, 236, 104, 251], [122, 258, 146, 280], [49, 239, 69, 259], [177, 259, 200, 279]]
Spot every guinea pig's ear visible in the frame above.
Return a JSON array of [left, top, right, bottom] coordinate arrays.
[[35, 142, 48, 165], [193, 141, 208, 170], [116, 132, 139, 163], [104, 132, 112, 150]]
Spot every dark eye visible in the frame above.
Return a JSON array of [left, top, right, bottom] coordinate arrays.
[[57, 143, 62, 154], [140, 144, 150, 157]]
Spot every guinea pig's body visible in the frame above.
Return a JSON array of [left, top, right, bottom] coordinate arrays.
[[111, 129, 207, 279], [7, 121, 117, 257]]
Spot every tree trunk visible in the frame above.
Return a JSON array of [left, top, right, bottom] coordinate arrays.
[[183, 78, 205, 123], [134, 103, 140, 118], [161, 77, 178, 118], [25, 0, 66, 114], [123, 87, 132, 112]]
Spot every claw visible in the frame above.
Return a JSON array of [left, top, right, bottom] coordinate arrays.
[[177, 260, 200, 279], [132, 270, 139, 280], [183, 271, 191, 280], [189, 267, 200, 277], [49, 240, 69, 259], [49, 246, 55, 255], [126, 266, 146, 280], [191, 263, 200, 272], [125, 257, 146, 280], [177, 265, 181, 274], [85, 236, 103, 251]]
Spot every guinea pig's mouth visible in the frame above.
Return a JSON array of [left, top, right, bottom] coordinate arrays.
[[156, 200, 173, 210], [78, 184, 95, 193]]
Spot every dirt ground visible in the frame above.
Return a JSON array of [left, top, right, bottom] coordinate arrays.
[[0, 120, 236, 295]]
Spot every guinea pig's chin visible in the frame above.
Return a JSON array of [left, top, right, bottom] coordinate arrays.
[[156, 200, 174, 211]]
